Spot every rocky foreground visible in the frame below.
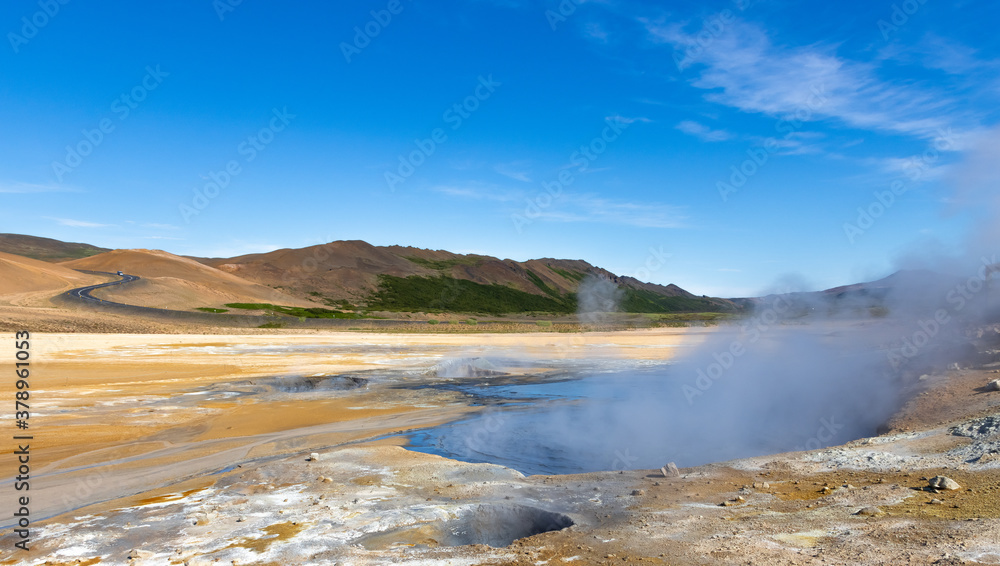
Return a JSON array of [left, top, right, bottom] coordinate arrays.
[[1, 328, 999, 565]]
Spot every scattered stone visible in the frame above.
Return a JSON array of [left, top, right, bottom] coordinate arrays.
[[928, 476, 961, 491], [949, 363, 961, 371], [951, 416, 1000, 439], [855, 506, 883, 517], [308, 453, 320, 462], [987, 380, 1000, 392], [930, 499, 944, 505], [844, 484, 856, 489], [660, 462, 680, 478], [752, 481, 770, 489], [631, 489, 645, 496]]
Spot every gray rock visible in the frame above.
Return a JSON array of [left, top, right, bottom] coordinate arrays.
[[660, 462, 680, 478], [928, 476, 961, 491], [951, 416, 1000, 439], [988, 380, 1000, 392]]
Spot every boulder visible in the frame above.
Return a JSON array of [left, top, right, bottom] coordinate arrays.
[[928, 476, 961, 491], [660, 462, 680, 478]]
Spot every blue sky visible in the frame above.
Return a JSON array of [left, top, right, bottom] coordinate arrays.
[[2, 0, 998, 297]]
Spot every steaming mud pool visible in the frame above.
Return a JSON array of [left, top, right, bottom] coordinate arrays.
[[402, 360, 890, 475]]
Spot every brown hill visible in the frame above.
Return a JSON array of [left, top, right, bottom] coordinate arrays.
[[63, 249, 319, 310], [0, 251, 107, 306], [0, 233, 108, 262], [198, 240, 734, 312]]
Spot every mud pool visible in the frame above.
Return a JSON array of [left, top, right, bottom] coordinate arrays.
[[403, 360, 897, 475]]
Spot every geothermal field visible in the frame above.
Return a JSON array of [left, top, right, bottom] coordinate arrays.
[[2, 298, 1000, 564], [4, 1, 999, 563]]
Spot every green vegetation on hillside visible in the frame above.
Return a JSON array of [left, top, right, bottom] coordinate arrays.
[[549, 266, 586, 282], [365, 274, 734, 316], [195, 307, 229, 313], [525, 270, 562, 299], [366, 274, 575, 315], [619, 288, 729, 313], [224, 303, 364, 319]]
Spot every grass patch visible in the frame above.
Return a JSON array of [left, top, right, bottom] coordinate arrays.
[[466, 319, 478, 325], [195, 307, 229, 313], [526, 270, 563, 299], [225, 303, 363, 319], [536, 320, 553, 327], [258, 322, 284, 329], [427, 319, 440, 325], [620, 289, 730, 313], [366, 275, 575, 315], [550, 266, 586, 282]]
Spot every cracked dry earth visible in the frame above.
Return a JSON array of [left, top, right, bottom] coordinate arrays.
[[2, 330, 1000, 565]]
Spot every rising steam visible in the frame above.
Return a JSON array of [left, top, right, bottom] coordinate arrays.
[[576, 274, 623, 326]]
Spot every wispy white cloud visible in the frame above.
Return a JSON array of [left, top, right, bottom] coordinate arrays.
[[431, 184, 519, 202], [606, 114, 651, 125], [1, 182, 80, 194], [46, 217, 114, 228], [435, 183, 686, 229], [645, 20, 972, 142], [675, 120, 732, 142], [493, 162, 533, 183], [535, 193, 687, 229]]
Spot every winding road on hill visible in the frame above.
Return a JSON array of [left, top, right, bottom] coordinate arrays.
[[63, 270, 140, 306]]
